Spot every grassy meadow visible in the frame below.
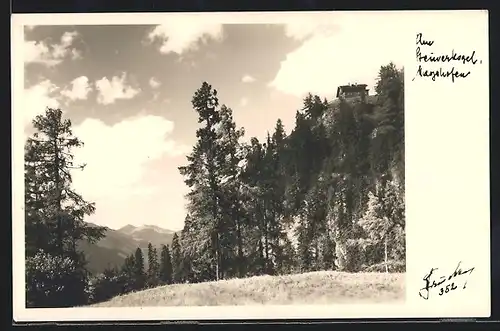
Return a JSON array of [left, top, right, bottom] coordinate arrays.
[[91, 271, 405, 307]]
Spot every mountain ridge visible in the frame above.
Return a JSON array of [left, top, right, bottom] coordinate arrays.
[[80, 222, 179, 275]]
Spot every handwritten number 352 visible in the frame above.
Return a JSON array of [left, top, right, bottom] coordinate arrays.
[[439, 283, 458, 296]]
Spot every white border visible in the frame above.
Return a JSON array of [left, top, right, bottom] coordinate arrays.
[[12, 10, 490, 321]]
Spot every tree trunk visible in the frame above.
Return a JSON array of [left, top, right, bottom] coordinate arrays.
[[236, 217, 243, 278], [264, 221, 269, 274], [53, 135, 63, 257], [335, 239, 347, 271], [315, 239, 319, 271], [261, 199, 269, 274], [384, 237, 389, 274], [258, 237, 264, 275], [233, 184, 244, 278], [215, 232, 220, 281]]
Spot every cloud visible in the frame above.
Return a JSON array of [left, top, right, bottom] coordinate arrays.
[[24, 31, 82, 67], [283, 19, 340, 41], [149, 77, 161, 89], [61, 76, 92, 101], [241, 75, 256, 83], [95, 73, 141, 105], [240, 97, 249, 107], [71, 115, 191, 200], [23, 80, 60, 128], [70, 48, 83, 60], [269, 13, 407, 98], [146, 22, 223, 55]]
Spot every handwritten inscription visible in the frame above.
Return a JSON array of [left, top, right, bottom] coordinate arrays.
[[412, 33, 482, 83], [419, 261, 475, 300]]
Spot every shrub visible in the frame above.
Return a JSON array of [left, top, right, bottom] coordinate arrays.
[[26, 250, 88, 307], [89, 268, 132, 304]]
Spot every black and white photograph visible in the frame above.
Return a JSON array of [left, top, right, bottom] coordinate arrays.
[[12, 11, 490, 321]]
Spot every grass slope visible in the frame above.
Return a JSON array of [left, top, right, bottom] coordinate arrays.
[[92, 271, 405, 307]]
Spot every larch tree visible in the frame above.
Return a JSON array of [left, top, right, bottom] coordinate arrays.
[[24, 107, 106, 307], [178, 82, 226, 281]]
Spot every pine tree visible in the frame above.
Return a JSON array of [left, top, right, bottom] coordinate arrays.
[[147, 243, 159, 287], [358, 178, 404, 273], [372, 62, 405, 181], [178, 82, 232, 281], [170, 233, 182, 283], [179, 215, 196, 282], [153, 247, 159, 277], [296, 229, 312, 272], [216, 105, 246, 278], [24, 107, 106, 307], [321, 235, 336, 270], [25, 108, 106, 259], [267, 119, 291, 275], [120, 253, 136, 293], [240, 137, 268, 275], [303, 93, 328, 120], [159, 244, 173, 284], [133, 247, 146, 290], [25, 138, 52, 257]]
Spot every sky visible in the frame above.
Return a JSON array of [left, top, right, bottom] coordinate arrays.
[[22, 13, 406, 231]]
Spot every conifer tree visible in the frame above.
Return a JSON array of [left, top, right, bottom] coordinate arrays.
[[24, 107, 106, 307], [159, 244, 173, 284], [133, 247, 146, 290], [216, 105, 246, 277], [120, 253, 136, 293], [147, 243, 159, 287], [178, 82, 228, 281], [170, 233, 182, 283]]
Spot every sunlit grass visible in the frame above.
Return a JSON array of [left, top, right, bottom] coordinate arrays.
[[91, 271, 405, 307]]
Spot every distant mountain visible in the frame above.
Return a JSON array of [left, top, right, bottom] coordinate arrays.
[[79, 223, 178, 275], [117, 224, 176, 247]]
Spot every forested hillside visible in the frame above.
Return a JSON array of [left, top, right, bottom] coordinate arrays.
[[24, 62, 404, 307], [175, 62, 405, 283]]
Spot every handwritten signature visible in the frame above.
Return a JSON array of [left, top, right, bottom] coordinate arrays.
[[419, 261, 474, 300]]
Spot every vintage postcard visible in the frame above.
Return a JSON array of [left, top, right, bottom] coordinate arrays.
[[11, 10, 490, 322]]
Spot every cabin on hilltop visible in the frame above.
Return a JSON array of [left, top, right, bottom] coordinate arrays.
[[336, 83, 369, 102]]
